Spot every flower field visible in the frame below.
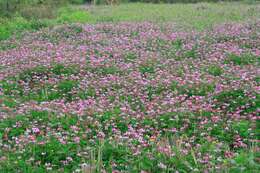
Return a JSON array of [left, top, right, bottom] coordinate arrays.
[[0, 20, 259, 172]]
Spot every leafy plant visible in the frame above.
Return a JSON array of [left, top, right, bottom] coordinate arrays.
[[207, 65, 223, 76], [225, 54, 260, 65]]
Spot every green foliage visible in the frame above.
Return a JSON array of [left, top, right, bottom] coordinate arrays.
[[0, 65, 81, 102], [29, 19, 48, 29], [0, 25, 11, 40], [28, 80, 78, 102], [77, 87, 96, 99], [232, 120, 250, 138], [28, 79, 78, 102], [0, 96, 17, 108], [0, 39, 17, 50], [32, 138, 79, 167], [171, 81, 215, 96], [214, 89, 246, 111], [58, 80, 77, 93], [51, 64, 79, 76], [0, 16, 51, 40], [146, 84, 166, 101], [102, 141, 130, 169], [172, 39, 183, 50], [156, 112, 180, 129], [69, 0, 86, 4], [0, 17, 30, 40], [18, 64, 78, 80], [139, 64, 155, 74], [0, 0, 66, 17], [0, 2, 92, 40], [214, 89, 259, 113], [207, 65, 223, 76], [57, 8, 92, 23], [18, 66, 48, 81], [1, 2, 260, 41], [254, 76, 260, 83], [229, 151, 260, 171], [93, 0, 108, 5], [124, 52, 138, 62], [183, 48, 198, 59], [225, 54, 260, 66], [19, 5, 57, 19], [1, 79, 23, 96]]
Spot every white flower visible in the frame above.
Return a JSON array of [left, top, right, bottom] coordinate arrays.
[[158, 162, 167, 169]]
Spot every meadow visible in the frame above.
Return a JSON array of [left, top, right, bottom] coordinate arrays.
[[0, 2, 260, 173], [1, 2, 260, 40]]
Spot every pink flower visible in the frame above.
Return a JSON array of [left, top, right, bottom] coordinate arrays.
[[255, 49, 260, 56], [32, 127, 40, 134], [73, 137, 80, 143], [97, 131, 105, 139], [29, 135, 36, 143], [224, 151, 235, 158], [211, 116, 220, 123]]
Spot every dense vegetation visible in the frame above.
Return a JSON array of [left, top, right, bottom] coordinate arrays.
[[1, 19, 260, 172], [0, 1, 260, 173]]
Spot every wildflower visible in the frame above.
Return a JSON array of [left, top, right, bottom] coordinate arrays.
[[224, 151, 235, 158], [28, 135, 36, 143], [158, 162, 167, 169], [97, 131, 105, 139], [73, 136, 81, 143], [32, 127, 40, 134]]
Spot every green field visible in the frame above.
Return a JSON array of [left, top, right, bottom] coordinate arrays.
[[1, 2, 260, 40], [0, 2, 260, 173], [88, 2, 260, 29]]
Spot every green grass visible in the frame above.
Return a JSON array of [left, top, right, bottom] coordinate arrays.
[[1, 2, 260, 40], [0, 64, 81, 103], [171, 81, 216, 97], [57, 7, 92, 23], [213, 89, 259, 113], [0, 17, 30, 40], [207, 65, 223, 76], [89, 2, 260, 30], [225, 54, 260, 66]]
